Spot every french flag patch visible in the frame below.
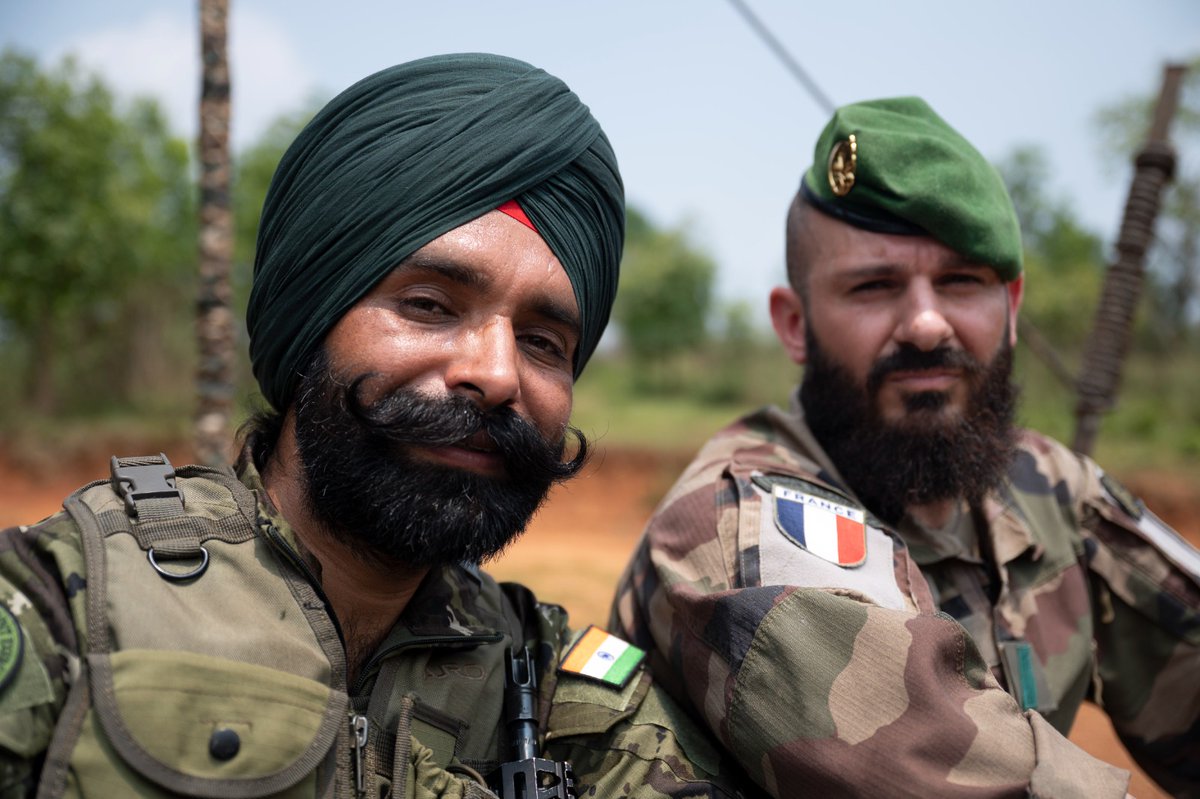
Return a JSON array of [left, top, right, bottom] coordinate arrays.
[[772, 485, 867, 567]]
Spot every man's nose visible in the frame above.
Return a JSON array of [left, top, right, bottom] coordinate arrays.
[[445, 318, 520, 410], [896, 284, 953, 351]]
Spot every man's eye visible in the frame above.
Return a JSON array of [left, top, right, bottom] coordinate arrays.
[[399, 296, 450, 316], [522, 333, 568, 361], [851, 280, 893, 294], [942, 273, 985, 287]]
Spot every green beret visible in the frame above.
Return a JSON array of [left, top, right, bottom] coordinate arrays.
[[247, 53, 624, 412], [801, 96, 1022, 280]]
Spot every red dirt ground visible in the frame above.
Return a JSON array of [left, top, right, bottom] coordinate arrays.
[[2, 445, 1196, 798]]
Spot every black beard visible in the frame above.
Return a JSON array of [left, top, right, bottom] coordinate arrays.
[[800, 332, 1018, 526], [291, 349, 587, 569]]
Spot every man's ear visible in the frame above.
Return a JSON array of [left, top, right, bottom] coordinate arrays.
[[1006, 274, 1025, 348], [769, 286, 808, 365]]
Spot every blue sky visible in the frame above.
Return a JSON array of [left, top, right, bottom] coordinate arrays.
[[4, 1, 1198, 312]]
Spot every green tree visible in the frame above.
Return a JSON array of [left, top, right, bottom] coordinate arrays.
[[614, 207, 715, 393], [996, 146, 1104, 350], [701, 298, 770, 404], [220, 103, 323, 403], [0, 50, 194, 414], [232, 103, 322, 278]]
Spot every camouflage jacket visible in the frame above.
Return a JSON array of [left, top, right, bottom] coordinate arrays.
[[0, 453, 741, 798], [610, 399, 1141, 798], [897, 420, 1200, 796]]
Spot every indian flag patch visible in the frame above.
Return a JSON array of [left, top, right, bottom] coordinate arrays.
[[773, 484, 867, 567], [559, 625, 645, 688]]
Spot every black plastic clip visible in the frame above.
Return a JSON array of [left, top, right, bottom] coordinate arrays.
[[109, 454, 184, 519]]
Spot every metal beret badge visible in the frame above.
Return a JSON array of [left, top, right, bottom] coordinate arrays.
[[827, 134, 857, 197]]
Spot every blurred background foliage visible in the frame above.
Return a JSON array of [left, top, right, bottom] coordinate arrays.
[[1, 48, 1198, 473]]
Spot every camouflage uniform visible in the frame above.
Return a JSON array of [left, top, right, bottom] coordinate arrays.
[[900, 423, 1200, 796], [0, 450, 741, 798], [611, 397, 1158, 798]]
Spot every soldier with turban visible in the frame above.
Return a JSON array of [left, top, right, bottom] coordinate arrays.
[[0, 54, 741, 797]]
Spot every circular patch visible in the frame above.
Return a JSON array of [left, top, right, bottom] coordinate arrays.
[[827, 133, 858, 197], [0, 604, 24, 692]]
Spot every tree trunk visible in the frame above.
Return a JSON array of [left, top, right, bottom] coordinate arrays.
[[196, 0, 235, 467]]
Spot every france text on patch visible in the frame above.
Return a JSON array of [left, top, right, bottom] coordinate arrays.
[[772, 485, 867, 567]]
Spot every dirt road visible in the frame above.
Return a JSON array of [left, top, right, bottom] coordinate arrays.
[[2, 445, 1195, 798]]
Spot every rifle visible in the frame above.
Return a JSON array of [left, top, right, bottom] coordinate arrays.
[[490, 647, 577, 799], [1072, 63, 1187, 455]]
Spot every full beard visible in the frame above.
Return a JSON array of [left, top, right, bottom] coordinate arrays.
[[291, 349, 587, 570], [800, 332, 1018, 526]]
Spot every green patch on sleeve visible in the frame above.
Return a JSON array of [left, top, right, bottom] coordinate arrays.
[[0, 610, 57, 758], [0, 609, 54, 716], [0, 606, 23, 693]]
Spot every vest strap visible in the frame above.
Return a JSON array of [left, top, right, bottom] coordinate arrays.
[[110, 454, 205, 565], [109, 454, 185, 521]]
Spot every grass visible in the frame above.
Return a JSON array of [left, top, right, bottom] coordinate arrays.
[[3, 339, 1197, 481], [569, 344, 795, 451], [1013, 347, 1200, 477], [571, 343, 1200, 479]]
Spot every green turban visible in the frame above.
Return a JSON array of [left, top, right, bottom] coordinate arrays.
[[801, 96, 1022, 280], [248, 53, 624, 411]]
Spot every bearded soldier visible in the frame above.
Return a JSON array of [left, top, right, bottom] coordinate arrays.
[[612, 96, 1199, 797], [0, 53, 743, 798]]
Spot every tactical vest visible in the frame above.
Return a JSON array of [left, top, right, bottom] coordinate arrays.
[[34, 457, 631, 799]]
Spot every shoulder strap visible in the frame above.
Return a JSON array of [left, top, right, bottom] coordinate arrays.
[[109, 454, 205, 575]]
